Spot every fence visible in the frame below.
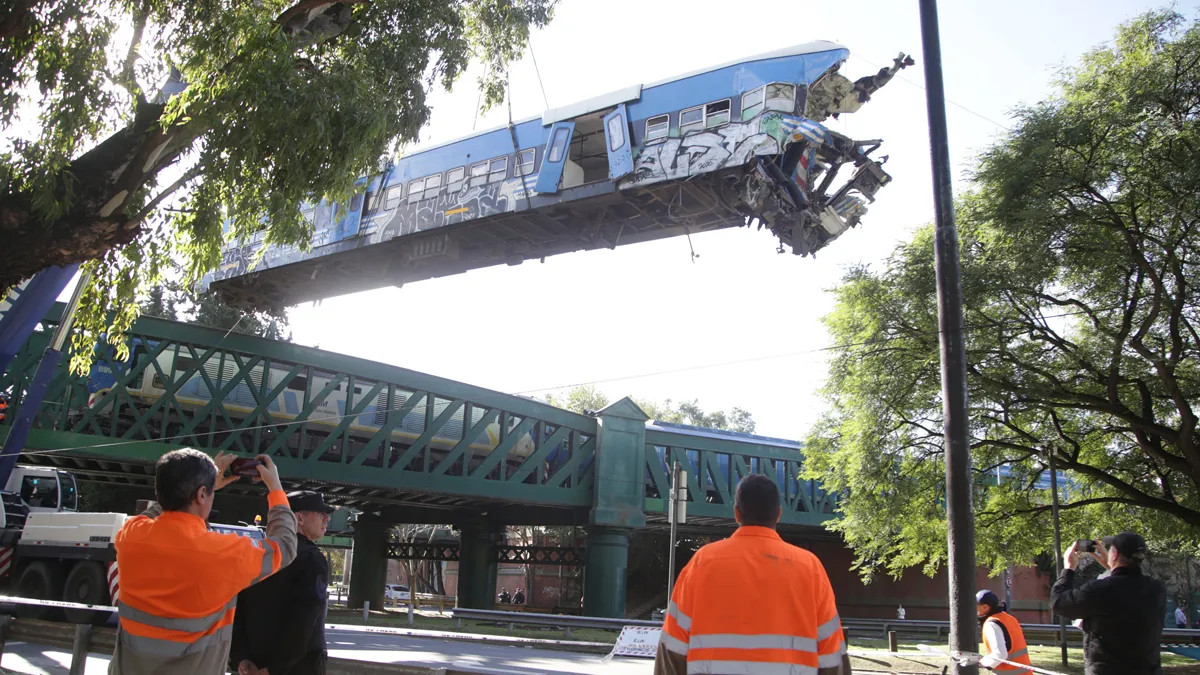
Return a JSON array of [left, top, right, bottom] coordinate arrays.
[[839, 617, 1200, 647], [450, 607, 657, 638]]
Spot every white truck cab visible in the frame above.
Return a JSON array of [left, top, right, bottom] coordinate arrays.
[[4, 466, 78, 513]]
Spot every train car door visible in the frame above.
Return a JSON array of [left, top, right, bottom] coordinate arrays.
[[332, 178, 366, 241], [603, 104, 633, 180], [535, 121, 575, 194]]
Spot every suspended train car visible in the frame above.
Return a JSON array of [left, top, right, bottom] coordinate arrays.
[[202, 41, 913, 311]]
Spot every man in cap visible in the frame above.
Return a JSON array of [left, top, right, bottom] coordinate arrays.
[[973, 589, 1032, 674], [1052, 532, 1166, 675], [230, 491, 337, 675]]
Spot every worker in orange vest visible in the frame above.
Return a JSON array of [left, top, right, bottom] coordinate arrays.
[[110, 449, 297, 675], [655, 474, 850, 675], [975, 589, 1033, 674], [0, 394, 8, 424]]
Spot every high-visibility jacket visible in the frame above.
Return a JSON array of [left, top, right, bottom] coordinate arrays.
[[981, 611, 1033, 674], [654, 525, 846, 675], [109, 490, 298, 675]]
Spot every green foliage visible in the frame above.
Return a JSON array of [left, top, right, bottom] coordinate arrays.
[[804, 9, 1200, 582], [137, 277, 292, 340], [0, 0, 555, 372], [546, 384, 757, 434]]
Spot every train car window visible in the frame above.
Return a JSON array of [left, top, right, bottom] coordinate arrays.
[[488, 157, 507, 183], [705, 99, 731, 128], [348, 191, 364, 211], [314, 203, 332, 228], [301, 206, 315, 223], [607, 115, 626, 152], [423, 173, 442, 200], [514, 148, 536, 177], [741, 87, 765, 120], [174, 356, 196, 378], [679, 106, 703, 136], [446, 167, 466, 192], [765, 83, 796, 112], [470, 161, 488, 187], [287, 375, 307, 391], [547, 127, 570, 163], [407, 178, 425, 204], [384, 185, 404, 211], [645, 115, 669, 142]]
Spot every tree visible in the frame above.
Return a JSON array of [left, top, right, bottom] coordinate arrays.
[[546, 385, 757, 434], [137, 278, 291, 341], [803, 9, 1200, 581], [1, 0, 555, 368]]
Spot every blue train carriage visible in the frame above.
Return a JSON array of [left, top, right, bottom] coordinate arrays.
[[201, 41, 913, 310], [75, 338, 541, 473], [640, 421, 836, 516]]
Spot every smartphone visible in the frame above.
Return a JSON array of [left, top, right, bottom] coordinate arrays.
[[228, 458, 263, 477], [1074, 538, 1096, 553]]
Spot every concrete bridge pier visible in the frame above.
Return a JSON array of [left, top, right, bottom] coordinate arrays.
[[583, 526, 632, 618], [348, 517, 389, 610], [457, 520, 503, 609]]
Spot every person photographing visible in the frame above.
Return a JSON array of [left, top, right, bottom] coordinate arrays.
[[110, 450, 297, 675], [1051, 532, 1166, 675]]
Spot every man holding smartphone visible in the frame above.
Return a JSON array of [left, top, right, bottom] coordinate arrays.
[[110, 449, 297, 675], [1052, 532, 1166, 675]]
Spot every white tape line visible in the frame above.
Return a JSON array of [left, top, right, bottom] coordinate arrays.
[[914, 644, 1068, 675], [0, 593, 115, 610]]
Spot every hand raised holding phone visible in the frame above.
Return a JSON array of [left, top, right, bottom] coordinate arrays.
[[218, 453, 283, 492]]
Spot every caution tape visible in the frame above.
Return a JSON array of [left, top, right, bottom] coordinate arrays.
[[915, 644, 1068, 675], [0, 594, 116, 612]]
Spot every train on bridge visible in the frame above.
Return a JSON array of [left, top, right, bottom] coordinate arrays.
[[76, 338, 812, 506], [201, 41, 913, 311]]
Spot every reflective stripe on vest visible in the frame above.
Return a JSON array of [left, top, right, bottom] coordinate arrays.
[[687, 661, 818, 675], [117, 596, 238, 654]]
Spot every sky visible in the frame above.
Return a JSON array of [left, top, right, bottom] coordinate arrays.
[[47, 0, 1189, 441]]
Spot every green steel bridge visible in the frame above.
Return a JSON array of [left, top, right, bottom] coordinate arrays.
[[0, 303, 836, 616]]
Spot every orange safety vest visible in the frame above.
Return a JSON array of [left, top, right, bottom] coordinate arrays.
[[982, 611, 1033, 674], [110, 491, 296, 674], [659, 526, 845, 674]]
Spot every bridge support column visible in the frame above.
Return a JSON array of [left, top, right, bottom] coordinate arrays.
[[348, 518, 389, 611], [457, 521, 501, 609], [583, 526, 631, 619], [582, 397, 649, 618]]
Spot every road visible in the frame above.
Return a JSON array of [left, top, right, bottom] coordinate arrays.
[[0, 628, 655, 675]]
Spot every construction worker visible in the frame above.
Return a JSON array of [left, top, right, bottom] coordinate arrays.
[[974, 590, 1033, 674], [655, 474, 850, 675], [0, 393, 8, 424], [109, 449, 297, 675]]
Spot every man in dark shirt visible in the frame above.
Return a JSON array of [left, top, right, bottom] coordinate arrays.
[[1051, 531, 1166, 675], [230, 490, 335, 675]]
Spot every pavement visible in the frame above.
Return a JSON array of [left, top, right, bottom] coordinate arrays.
[[0, 628, 654, 675]]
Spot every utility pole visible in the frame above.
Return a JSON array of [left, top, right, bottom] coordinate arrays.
[[1049, 451, 1068, 667], [917, 1, 977, 673], [666, 461, 687, 605]]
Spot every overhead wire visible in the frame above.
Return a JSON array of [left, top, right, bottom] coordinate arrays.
[[849, 51, 1012, 131]]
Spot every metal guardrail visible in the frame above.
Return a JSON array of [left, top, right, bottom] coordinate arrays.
[[840, 617, 1200, 647], [451, 607, 658, 638]]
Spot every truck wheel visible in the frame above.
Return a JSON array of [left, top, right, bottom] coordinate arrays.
[[14, 561, 65, 620], [63, 561, 109, 625]]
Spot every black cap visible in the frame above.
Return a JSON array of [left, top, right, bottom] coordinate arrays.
[[976, 590, 1000, 607], [1109, 531, 1148, 560], [287, 490, 336, 514]]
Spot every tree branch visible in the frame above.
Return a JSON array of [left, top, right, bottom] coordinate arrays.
[[131, 166, 204, 225], [119, 3, 149, 105]]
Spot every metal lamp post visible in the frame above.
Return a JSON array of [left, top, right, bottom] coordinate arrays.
[[666, 461, 687, 604]]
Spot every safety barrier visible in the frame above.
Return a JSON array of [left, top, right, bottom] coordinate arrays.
[[839, 617, 1200, 647], [450, 607, 657, 638]]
